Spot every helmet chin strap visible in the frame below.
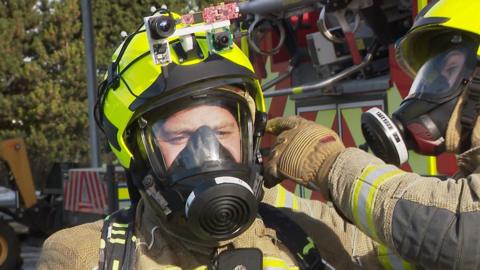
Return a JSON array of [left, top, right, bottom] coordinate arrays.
[[141, 174, 172, 216]]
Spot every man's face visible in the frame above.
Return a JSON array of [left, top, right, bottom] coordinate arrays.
[[154, 105, 241, 168]]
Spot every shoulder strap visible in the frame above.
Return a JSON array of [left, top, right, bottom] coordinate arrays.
[[460, 68, 480, 152], [99, 208, 136, 270], [99, 204, 327, 270], [258, 203, 326, 270]]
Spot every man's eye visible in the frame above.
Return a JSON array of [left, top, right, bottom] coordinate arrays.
[[168, 135, 189, 144], [215, 129, 232, 137]]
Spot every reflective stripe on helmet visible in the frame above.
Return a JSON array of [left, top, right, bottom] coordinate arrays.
[[378, 244, 415, 270], [352, 165, 405, 240]]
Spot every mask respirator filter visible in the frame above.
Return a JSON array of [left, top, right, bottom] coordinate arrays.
[[361, 107, 409, 165], [185, 176, 257, 241]]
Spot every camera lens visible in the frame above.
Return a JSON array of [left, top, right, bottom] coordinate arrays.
[[219, 35, 229, 45], [149, 16, 176, 39], [214, 32, 230, 50]]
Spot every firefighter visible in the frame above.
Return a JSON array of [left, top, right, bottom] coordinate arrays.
[[265, 0, 480, 269], [37, 1, 480, 270], [37, 11, 339, 270]]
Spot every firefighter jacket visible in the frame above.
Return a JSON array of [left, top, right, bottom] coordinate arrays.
[[37, 183, 364, 270], [321, 146, 480, 270], [36, 147, 480, 270]]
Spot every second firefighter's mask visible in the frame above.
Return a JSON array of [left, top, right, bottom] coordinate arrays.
[[136, 87, 263, 246], [362, 32, 479, 165]]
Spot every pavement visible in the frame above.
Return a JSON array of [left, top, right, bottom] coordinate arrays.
[[20, 237, 43, 270]]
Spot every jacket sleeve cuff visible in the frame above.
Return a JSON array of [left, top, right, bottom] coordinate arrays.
[[327, 148, 385, 222]]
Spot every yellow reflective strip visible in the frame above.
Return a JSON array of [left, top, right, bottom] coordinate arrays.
[[352, 165, 377, 231], [109, 238, 126, 244], [365, 169, 404, 239], [276, 186, 287, 208], [112, 222, 129, 228], [427, 156, 437, 175], [378, 245, 394, 270], [288, 267, 300, 270], [353, 165, 404, 239], [241, 35, 250, 57], [264, 256, 289, 268], [100, 239, 105, 249], [117, 187, 130, 200], [163, 267, 182, 270], [292, 194, 298, 210], [417, 0, 429, 11], [111, 229, 126, 235], [302, 237, 315, 255], [112, 260, 120, 270], [378, 244, 415, 270], [193, 266, 207, 270], [292, 87, 303, 94]]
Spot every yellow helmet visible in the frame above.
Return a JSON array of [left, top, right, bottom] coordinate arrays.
[[96, 12, 266, 169], [396, 0, 480, 77]]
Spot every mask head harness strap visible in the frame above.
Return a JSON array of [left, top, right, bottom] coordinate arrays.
[[460, 65, 480, 152]]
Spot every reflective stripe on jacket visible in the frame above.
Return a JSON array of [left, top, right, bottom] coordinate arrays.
[[329, 147, 480, 270]]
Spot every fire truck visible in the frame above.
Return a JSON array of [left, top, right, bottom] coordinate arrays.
[[0, 0, 459, 268], [228, 0, 457, 200], [63, 0, 459, 220]]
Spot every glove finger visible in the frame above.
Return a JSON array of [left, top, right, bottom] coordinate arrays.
[[265, 116, 305, 135], [269, 132, 289, 151], [263, 162, 281, 188], [263, 138, 285, 188]]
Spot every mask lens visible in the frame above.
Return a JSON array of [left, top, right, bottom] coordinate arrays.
[[153, 105, 243, 168], [143, 92, 253, 183], [407, 39, 477, 103]]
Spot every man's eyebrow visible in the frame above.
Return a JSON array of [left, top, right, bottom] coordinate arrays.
[[156, 120, 237, 136], [214, 121, 235, 129], [158, 124, 193, 136]]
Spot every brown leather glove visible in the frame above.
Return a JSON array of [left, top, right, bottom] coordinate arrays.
[[264, 116, 345, 199]]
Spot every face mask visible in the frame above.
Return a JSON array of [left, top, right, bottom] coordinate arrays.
[[361, 42, 478, 165], [136, 91, 264, 246], [361, 98, 457, 165], [164, 126, 260, 243]]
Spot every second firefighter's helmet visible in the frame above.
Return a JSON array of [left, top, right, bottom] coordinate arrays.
[[396, 0, 480, 78]]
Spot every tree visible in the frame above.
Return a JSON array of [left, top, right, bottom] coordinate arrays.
[[0, 0, 226, 184], [0, 0, 89, 183]]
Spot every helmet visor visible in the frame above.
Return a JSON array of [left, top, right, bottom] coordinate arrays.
[[406, 37, 477, 103], [141, 90, 253, 185]]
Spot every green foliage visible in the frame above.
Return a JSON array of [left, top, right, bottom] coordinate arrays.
[[0, 0, 89, 182], [0, 0, 225, 182]]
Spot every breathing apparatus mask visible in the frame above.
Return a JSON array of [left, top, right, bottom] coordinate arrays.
[[362, 32, 479, 165], [134, 86, 264, 246]]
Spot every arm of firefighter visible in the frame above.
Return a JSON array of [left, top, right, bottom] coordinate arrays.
[[329, 147, 480, 269], [37, 221, 102, 270], [264, 185, 413, 270]]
